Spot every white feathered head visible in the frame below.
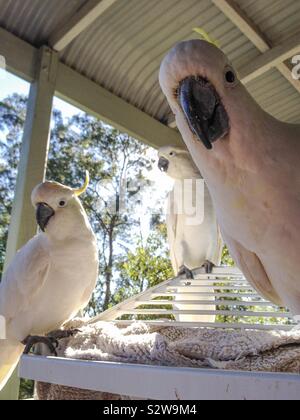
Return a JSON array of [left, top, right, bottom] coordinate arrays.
[[31, 171, 90, 238], [158, 145, 201, 180]]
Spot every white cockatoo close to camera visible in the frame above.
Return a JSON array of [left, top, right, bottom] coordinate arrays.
[[159, 39, 300, 324], [0, 173, 98, 391], [158, 146, 223, 322]]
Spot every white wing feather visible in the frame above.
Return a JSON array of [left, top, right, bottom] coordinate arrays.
[[0, 235, 50, 321]]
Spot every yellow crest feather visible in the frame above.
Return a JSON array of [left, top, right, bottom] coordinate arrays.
[[193, 27, 220, 48], [73, 170, 90, 196]]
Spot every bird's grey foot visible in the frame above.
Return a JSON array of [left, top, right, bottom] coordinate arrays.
[[22, 335, 58, 356], [203, 260, 215, 274], [178, 266, 194, 279], [47, 328, 81, 340]]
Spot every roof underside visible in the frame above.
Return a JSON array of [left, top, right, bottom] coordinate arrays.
[[0, 0, 300, 126]]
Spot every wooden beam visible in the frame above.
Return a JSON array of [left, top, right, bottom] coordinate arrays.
[[239, 32, 300, 84], [0, 47, 57, 401], [4, 47, 57, 260], [0, 27, 36, 82], [0, 27, 182, 149], [212, 0, 300, 93], [277, 62, 300, 94], [55, 63, 182, 148], [49, 0, 118, 51], [212, 0, 270, 52]]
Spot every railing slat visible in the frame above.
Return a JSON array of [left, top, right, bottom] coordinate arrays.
[[92, 266, 292, 330], [117, 308, 291, 318], [111, 320, 295, 331], [135, 300, 278, 308], [151, 292, 264, 299]]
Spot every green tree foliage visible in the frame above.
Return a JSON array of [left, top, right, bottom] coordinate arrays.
[[114, 229, 174, 305], [18, 379, 34, 400], [221, 245, 235, 266]]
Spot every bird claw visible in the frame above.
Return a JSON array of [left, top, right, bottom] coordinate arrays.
[[22, 335, 58, 356], [22, 329, 80, 356], [47, 328, 81, 341], [178, 266, 194, 279], [203, 260, 215, 274]]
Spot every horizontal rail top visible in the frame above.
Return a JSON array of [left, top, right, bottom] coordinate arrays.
[[19, 356, 300, 400]]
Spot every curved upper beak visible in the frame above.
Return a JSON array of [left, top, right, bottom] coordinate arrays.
[[36, 203, 55, 232], [179, 77, 229, 150], [158, 157, 169, 172]]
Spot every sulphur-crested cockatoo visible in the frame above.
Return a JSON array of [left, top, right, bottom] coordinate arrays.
[[0, 172, 98, 391], [159, 39, 300, 322], [158, 145, 223, 276], [158, 146, 223, 322]]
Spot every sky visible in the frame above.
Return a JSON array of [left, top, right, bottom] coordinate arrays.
[[0, 69, 81, 118], [0, 70, 29, 98]]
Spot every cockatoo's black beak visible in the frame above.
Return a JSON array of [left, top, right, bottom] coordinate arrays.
[[179, 76, 229, 150], [158, 157, 169, 172], [36, 203, 55, 232]]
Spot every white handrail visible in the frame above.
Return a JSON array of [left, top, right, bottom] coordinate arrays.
[[91, 266, 294, 328]]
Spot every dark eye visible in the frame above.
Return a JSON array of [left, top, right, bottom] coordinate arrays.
[[224, 68, 236, 85], [58, 200, 66, 207], [225, 71, 235, 83], [169, 151, 175, 157]]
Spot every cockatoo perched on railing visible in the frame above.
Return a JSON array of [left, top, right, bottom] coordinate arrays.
[[0, 172, 98, 391], [158, 145, 223, 277], [158, 146, 223, 322], [159, 39, 300, 323]]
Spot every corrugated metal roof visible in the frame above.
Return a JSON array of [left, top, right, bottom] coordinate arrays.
[[238, 0, 300, 44], [0, 0, 299, 124], [0, 0, 86, 46], [60, 0, 259, 123], [247, 69, 300, 123]]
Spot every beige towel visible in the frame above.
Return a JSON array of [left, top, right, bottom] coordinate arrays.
[[36, 320, 300, 400]]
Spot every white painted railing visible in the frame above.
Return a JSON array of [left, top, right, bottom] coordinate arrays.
[[19, 356, 300, 400], [19, 267, 299, 400], [89, 266, 296, 330]]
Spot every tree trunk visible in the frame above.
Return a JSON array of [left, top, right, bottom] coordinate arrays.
[[103, 225, 114, 311]]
